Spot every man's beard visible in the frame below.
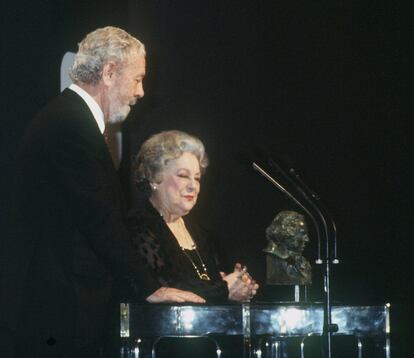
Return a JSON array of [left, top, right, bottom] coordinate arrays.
[[108, 92, 132, 124], [108, 103, 130, 124]]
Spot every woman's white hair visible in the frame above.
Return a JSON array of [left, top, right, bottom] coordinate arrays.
[[69, 26, 145, 85], [135, 130, 208, 185]]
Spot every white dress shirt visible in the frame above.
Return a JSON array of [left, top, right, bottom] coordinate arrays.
[[68, 83, 105, 134]]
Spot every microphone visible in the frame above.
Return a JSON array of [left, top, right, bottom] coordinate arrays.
[[252, 162, 323, 264], [289, 168, 320, 200], [288, 167, 339, 264], [257, 155, 338, 357]]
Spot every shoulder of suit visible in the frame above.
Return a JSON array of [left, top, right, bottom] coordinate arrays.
[[30, 89, 99, 136]]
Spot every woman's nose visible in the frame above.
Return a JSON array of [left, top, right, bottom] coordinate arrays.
[[186, 179, 199, 192]]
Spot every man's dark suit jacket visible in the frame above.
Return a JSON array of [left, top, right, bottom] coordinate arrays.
[[0, 89, 159, 358]]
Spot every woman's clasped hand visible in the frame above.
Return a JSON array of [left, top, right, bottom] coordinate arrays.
[[221, 263, 259, 302]]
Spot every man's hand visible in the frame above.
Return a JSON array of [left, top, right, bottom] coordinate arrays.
[[146, 287, 206, 304]]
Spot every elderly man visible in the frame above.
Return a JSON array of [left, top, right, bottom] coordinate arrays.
[[0, 27, 203, 358]]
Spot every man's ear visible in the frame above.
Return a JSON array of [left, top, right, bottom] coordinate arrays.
[[102, 61, 117, 86]]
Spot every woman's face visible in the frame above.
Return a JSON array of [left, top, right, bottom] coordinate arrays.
[[152, 152, 201, 218]]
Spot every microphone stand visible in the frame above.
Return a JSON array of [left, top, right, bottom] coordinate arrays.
[[253, 161, 338, 358]]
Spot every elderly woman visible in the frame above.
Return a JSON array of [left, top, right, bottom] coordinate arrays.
[[129, 130, 258, 303]]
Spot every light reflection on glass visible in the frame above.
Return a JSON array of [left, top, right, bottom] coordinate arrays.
[[181, 307, 196, 330], [271, 308, 306, 334]]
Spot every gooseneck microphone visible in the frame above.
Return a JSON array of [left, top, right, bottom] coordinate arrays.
[[252, 156, 338, 358], [252, 162, 323, 263], [289, 167, 339, 264]]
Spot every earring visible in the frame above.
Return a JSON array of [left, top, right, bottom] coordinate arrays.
[[152, 184, 157, 190]]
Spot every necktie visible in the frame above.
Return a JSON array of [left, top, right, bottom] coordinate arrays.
[[103, 125, 121, 169]]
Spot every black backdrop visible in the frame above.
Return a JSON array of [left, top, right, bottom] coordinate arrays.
[[1, 0, 412, 356]]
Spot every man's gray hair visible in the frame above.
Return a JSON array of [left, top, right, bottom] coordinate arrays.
[[69, 26, 145, 85], [135, 130, 209, 184]]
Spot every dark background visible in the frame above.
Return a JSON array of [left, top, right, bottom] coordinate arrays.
[[1, 0, 412, 356]]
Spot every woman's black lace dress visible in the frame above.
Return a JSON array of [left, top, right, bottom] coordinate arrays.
[[127, 200, 229, 303]]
